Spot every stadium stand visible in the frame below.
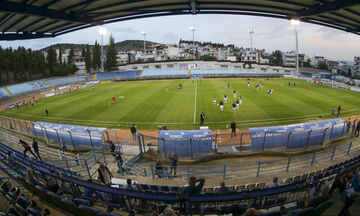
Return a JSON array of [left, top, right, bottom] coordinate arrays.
[[6, 81, 50, 95], [45, 77, 73, 87], [0, 136, 358, 215], [141, 69, 188, 77], [96, 71, 141, 80]]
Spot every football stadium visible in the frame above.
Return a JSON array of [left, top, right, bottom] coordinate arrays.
[[0, 1, 360, 216]]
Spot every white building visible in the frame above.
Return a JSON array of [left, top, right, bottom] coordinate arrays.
[[354, 56, 360, 76], [311, 56, 325, 67], [282, 51, 296, 66]]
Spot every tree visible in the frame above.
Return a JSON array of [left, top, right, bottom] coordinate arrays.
[[67, 46, 74, 64], [200, 55, 217, 61], [105, 34, 117, 71], [269, 50, 283, 65], [317, 61, 328, 70], [92, 40, 101, 70], [58, 48, 62, 64], [302, 59, 311, 67], [46, 46, 57, 75], [85, 44, 92, 73]]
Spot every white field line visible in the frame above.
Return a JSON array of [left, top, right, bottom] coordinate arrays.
[[3, 108, 360, 126], [194, 80, 198, 124]]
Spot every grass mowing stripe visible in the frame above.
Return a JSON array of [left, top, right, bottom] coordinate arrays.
[[194, 80, 197, 124]]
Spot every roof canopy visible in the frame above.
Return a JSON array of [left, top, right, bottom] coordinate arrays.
[[0, 0, 359, 40]]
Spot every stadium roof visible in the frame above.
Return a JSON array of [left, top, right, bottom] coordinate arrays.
[[0, 0, 359, 40]]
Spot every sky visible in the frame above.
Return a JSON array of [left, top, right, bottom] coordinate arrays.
[[0, 14, 359, 61]]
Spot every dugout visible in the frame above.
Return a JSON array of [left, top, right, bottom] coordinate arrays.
[[158, 130, 213, 159], [33, 121, 106, 150]]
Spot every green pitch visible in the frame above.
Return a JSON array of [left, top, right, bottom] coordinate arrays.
[[2, 78, 360, 129]]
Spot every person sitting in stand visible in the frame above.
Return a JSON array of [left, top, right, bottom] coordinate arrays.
[[155, 160, 163, 178]]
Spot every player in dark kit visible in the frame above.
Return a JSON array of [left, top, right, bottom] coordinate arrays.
[[45, 108, 48, 117], [338, 105, 341, 117], [200, 112, 205, 126], [231, 121, 236, 137], [219, 100, 224, 112], [232, 102, 236, 113]]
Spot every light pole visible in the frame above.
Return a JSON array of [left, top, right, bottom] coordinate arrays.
[[291, 19, 300, 76], [141, 32, 147, 61], [189, 27, 196, 60], [248, 29, 254, 51], [99, 27, 107, 72]]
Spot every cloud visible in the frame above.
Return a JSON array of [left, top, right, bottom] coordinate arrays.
[[162, 33, 177, 41]]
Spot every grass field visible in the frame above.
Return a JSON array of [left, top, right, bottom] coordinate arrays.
[[1, 78, 360, 130]]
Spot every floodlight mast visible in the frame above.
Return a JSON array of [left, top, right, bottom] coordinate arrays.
[[99, 27, 107, 72], [290, 19, 300, 76], [141, 32, 147, 61], [189, 27, 196, 60], [248, 29, 254, 51]]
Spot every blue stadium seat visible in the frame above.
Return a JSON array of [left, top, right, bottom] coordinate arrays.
[[266, 210, 282, 216], [160, 186, 170, 192], [78, 205, 105, 215], [15, 196, 31, 215], [27, 207, 41, 216], [314, 200, 333, 216], [73, 198, 90, 206], [170, 186, 180, 192], [6, 207, 20, 216], [60, 197, 78, 213], [290, 207, 314, 216]]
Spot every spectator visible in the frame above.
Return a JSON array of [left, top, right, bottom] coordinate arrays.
[[329, 174, 350, 196], [231, 120, 236, 137], [269, 177, 279, 188], [114, 150, 124, 174], [45, 170, 60, 193], [306, 184, 330, 208], [169, 153, 178, 176], [26, 167, 36, 183], [152, 205, 177, 216], [83, 180, 101, 202], [7, 151, 19, 168], [109, 141, 115, 154], [32, 139, 41, 160], [125, 179, 139, 191], [60, 137, 66, 152], [180, 177, 205, 198], [339, 170, 360, 215], [215, 181, 229, 194], [19, 139, 38, 159], [155, 160, 163, 178], [130, 124, 137, 141], [97, 163, 113, 186], [346, 118, 351, 134], [356, 121, 360, 137], [242, 208, 265, 216]]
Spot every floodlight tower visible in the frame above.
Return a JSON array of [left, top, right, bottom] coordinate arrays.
[[248, 29, 254, 51], [290, 19, 300, 76], [99, 27, 107, 72], [141, 32, 147, 60], [189, 27, 196, 60]]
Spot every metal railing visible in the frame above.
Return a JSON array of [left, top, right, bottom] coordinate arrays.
[[128, 140, 360, 180]]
